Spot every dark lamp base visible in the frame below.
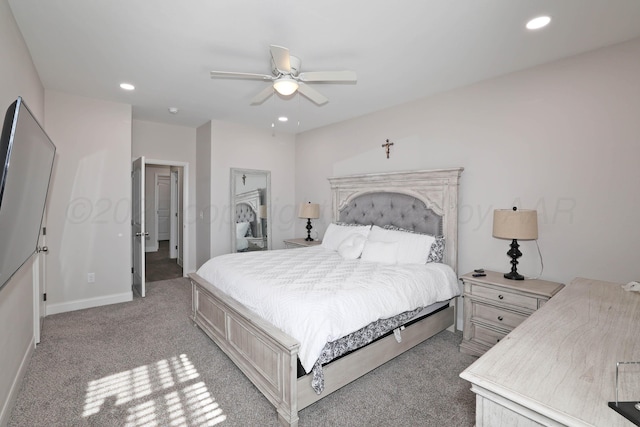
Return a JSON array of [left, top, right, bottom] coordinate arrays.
[[504, 238, 525, 281], [504, 271, 525, 281], [304, 218, 314, 241]]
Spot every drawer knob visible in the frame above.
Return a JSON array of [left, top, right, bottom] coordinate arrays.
[[498, 294, 504, 299], [498, 316, 504, 321], [497, 338, 501, 342]]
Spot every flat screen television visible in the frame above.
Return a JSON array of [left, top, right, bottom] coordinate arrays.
[[0, 97, 56, 291]]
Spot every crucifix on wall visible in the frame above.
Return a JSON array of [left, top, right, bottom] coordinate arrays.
[[381, 139, 394, 159]]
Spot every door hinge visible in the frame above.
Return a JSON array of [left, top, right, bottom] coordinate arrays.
[[175, 245, 178, 250], [43, 293, 47, 302], [131, 267, 134, 274], [42, 227, 46, 235]]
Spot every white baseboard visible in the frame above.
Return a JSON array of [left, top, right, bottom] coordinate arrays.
[[0, 335, 34, 427], [145, 243, 158, 253], [46, 291, 133, 315]]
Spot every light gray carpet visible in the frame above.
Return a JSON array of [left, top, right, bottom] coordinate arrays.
[[9, 278, 478, 426]]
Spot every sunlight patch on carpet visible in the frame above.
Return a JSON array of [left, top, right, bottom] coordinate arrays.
[[82, 354, 226, 426]]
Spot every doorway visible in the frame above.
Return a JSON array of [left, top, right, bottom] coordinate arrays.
[[146, 164, 183, 282], [132, 157, 190, 296]]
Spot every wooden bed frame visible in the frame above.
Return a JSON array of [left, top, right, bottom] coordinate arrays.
[[190, 168, 463, 426]]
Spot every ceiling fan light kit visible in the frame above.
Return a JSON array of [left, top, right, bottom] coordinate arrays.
[[210, 45, 357, 105], [273, 77, 299, 96]]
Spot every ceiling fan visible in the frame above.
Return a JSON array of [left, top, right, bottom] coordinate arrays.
[[210, 45, 357, 106]]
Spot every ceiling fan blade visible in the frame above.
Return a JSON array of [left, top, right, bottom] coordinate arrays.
[[298, 70, 357, 82], [297, 83, 328, 105], [210, 71, 273, 80], [250, 85, 274, 105], [270, 45, 291, 74]]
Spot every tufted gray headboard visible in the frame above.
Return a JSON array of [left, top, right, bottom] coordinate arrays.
[[329, 168, 463, 272], [235, 202, 256, 235], [234, 189, 262, 238], [338, 192, 442, 235], [235, 202, 256, 223]]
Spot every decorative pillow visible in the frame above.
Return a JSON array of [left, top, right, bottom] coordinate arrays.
[[361, 240, 398, 264], [427, 236, 445, 263], [236, 221, 250, 239], [368, 225, 434, 265], [337, 234, 367, 260], [382, 225, 445, 264], [321, 223, 371, 251]]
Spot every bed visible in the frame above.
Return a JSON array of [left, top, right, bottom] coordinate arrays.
[[234, 189, 263, 251], [190, 168, 463, 426]]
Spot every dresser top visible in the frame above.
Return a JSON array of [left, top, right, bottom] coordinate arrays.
[[460, 277, 640, 426]]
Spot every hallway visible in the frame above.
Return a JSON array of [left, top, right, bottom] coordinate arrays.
[[145, 240, 183, 282]]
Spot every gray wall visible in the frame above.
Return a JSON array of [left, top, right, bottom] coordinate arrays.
[[196, 121, 212, 268], [0, 0, 45, 423], [295, 37, 640, 289]]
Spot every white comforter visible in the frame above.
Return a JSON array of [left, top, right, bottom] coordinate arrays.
[[196, 246, 460, 372]]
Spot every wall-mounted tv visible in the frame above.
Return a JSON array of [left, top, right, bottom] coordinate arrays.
[[0, 97, 56, 291]]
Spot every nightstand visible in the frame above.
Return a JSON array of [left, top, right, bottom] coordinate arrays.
[[246, 237, 265, 250], [283, 238, 322, 249], [459, 270, 564, 357]]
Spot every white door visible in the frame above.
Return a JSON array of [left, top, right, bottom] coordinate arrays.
[[156, 174, 171, 241], [170, 170, 179, 259], [33, 226, 47, 344], [132, 157, 146, 297]]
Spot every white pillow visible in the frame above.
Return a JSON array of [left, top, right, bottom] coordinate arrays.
[[321, 223, 371, 251], [236, 222, 250, 238], [367, 225, 435, 264], [360, 241, 398, 264], [337, 234, 367, 259]]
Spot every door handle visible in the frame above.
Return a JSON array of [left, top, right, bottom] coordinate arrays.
[[135, 232, 149, 237], [37, 246, 48, 253]]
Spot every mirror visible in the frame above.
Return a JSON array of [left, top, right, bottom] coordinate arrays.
[[230, 168, 272, 253]]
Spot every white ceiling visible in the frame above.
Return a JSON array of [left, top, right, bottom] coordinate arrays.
[[8, 0, 640, 133]]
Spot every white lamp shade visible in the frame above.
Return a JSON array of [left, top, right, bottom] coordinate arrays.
[[273, 77, 299, 96], [298, 203, 320, 219], [493, 209, 538, 240], [259, 205, 267, 219]]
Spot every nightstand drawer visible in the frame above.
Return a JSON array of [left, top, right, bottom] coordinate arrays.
[[473, 303, 528, 329], [474, 324, 507, 347], [472, 284, 538, 310]]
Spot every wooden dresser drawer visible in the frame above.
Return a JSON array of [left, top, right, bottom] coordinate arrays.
[[473, 302, 528, 329], [472, 284, 538, 311]]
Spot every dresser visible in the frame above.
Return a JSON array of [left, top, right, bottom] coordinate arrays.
[[460, 277, 640, 426], [459, 270, 564, 357], [283, 238, 322, 249]]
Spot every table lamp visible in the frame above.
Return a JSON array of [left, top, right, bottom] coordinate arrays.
[[298, 202, 320, 241], [493, 207, 538, 280]]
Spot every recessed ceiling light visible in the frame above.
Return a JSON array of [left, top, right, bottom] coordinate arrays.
[[526, 16, 551, 30], [168, 107, 178, 114], [119, 83, 135, 91], [278, 116, 288, 122]]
